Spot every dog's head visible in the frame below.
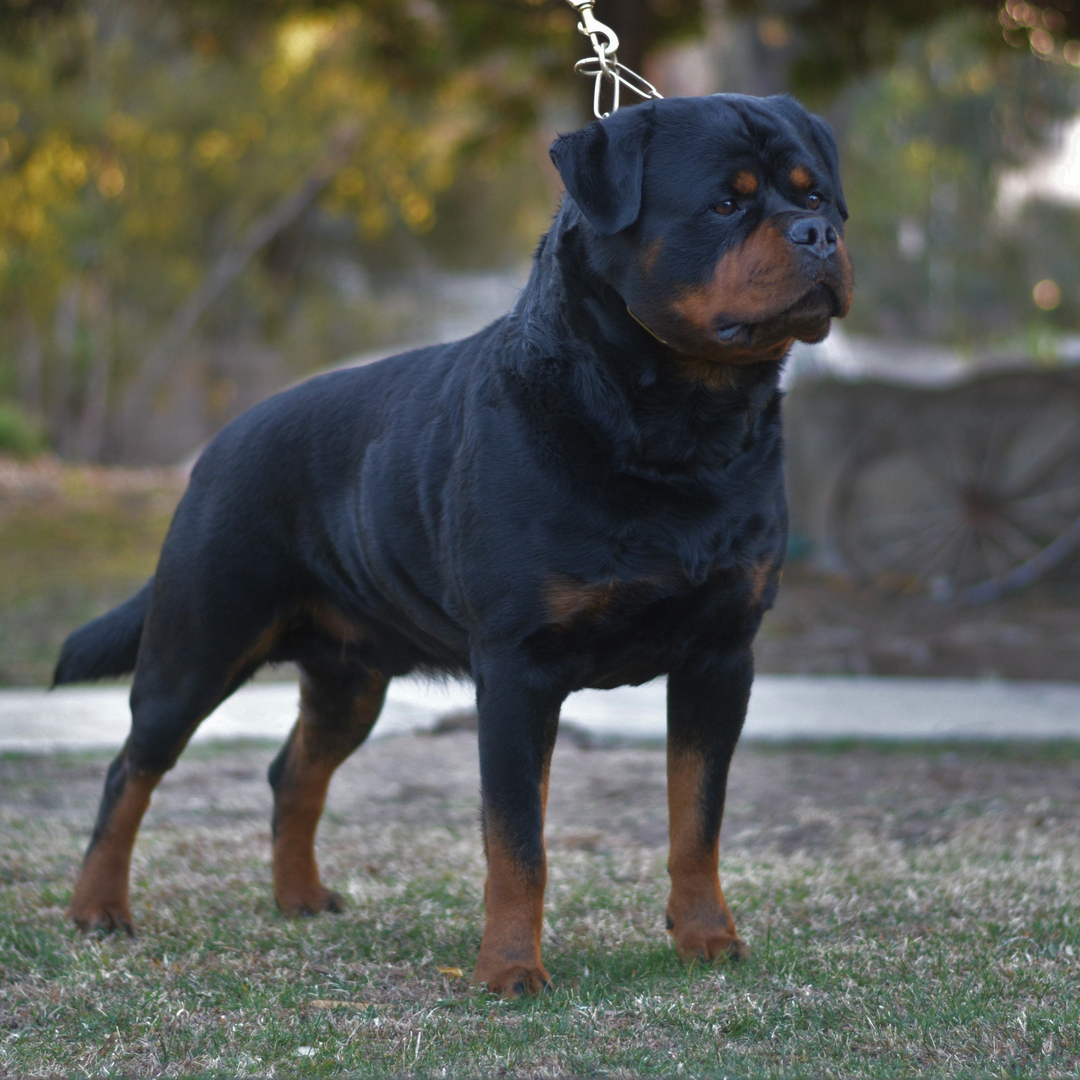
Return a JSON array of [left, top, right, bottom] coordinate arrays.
[[550, 94, 853, 366]]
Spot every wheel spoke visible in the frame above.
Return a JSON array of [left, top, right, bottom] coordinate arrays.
[[863, 521, 964, 576], [855, 513, 959, 548], [1006, 483, 1080, 520], [985, 515, 1042, 563], [910, 442, 969, 492], [950, 530, 979, 585], [912, 523, 972, 578], [976, 529, 1013, 581], [971, 415, 1020, 490], [1000, 427, 1080, 499]]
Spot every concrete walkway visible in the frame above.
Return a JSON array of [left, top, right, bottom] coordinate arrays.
[[2, 675, 1079, 752]]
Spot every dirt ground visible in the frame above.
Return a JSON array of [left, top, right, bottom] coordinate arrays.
[[757, 563, 1080, 682], [4, 733, 1080, 1077], [6, 730, 1078, 878]]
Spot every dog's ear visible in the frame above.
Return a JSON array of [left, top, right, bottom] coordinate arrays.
[[549, 105, 654, 236]]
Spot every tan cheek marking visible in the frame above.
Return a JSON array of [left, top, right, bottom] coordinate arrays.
[[671, 221, 806, 330], [790, 165, 813, 190], [732, 171, 758, 195]]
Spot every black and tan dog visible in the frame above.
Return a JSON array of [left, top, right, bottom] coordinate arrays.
[[55, 93, 852, 997]]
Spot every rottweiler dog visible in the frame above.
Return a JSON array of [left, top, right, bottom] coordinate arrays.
[[55, 93, 852, 997]]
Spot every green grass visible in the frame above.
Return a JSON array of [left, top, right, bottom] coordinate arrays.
[[0, 457, 180, 685], [2, 740, 1079, 1077]]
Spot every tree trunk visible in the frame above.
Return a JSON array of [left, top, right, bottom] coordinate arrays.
[[16, 307, 42, 418], [119, 123, 359, 456], [72, 275, 112, 462]]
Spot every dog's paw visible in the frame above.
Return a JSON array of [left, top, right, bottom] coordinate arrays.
[[472, 963, 552, 998], [68, 899, 135, 937], [276, 886, 346, 917], [667, 913, 748, 963]]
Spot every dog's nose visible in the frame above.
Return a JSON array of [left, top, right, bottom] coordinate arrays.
[[787, 216, 837, 259]]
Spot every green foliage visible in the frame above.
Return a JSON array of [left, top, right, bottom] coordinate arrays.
[[0, 0, 592, 461], [0, 401, 46, 457], [839, 13, 1080, 345], [730, 1, 1080, 100]]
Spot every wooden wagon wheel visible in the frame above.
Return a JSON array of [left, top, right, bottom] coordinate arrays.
[[824, 373, 1080, 602]]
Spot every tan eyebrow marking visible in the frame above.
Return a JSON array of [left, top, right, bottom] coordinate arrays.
[[732, 171, 758, 195], [789, 165, 813, 190]]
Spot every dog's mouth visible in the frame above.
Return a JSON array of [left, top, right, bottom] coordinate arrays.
[[712, 283, 841, 349]]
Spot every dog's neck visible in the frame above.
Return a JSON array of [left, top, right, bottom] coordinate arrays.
[[504, 204, 785, 479]]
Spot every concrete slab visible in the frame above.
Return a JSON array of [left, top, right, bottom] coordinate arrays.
[[1, 675, 1078, 753]]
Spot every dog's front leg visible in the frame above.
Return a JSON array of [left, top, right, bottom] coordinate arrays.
[[665, 650, 752, 963], [471, 652, 561, 997]]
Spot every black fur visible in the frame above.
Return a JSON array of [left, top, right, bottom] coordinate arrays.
[[58, 94, 853, 979], [53, 580, 152, 685]]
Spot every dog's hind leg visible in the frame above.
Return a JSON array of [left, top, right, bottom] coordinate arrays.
[[67, 750, 162, 935], [268, 661, 388, 916], [68, 580, 286, 935]]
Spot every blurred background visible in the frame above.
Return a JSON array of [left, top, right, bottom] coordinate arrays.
[[1, 0, 1079, 685]]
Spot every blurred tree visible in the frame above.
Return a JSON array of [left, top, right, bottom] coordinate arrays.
[[837, 13, 1080, 345], [729, 1, 1080, 100], [0, 0, 706, 462], [3, 0, 1079, 464]]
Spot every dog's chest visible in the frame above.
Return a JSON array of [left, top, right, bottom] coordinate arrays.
[[528, 553, 775, 690]]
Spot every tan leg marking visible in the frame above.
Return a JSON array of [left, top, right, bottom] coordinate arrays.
[[272, 673, 387, 916], [666, 747, 747, 962], [67, 770, 162, 935], [472, 822, 551, 998], [472, 749, 554, 998]]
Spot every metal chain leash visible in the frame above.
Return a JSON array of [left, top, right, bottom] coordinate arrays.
[[565, 0, 663, 119]]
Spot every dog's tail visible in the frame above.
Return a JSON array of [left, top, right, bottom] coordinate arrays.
[[53, 579, 154, 686]]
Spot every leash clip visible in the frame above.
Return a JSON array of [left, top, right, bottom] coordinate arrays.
[[565, 0, 664, 119]]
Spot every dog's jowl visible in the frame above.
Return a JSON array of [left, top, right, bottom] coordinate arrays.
[[55, 94, 852, 997]]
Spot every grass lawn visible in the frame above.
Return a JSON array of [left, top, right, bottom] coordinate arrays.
[[1, 735, 1079, 1078]]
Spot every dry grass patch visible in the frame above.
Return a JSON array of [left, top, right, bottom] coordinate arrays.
[[1, 735, 1080, 1077]]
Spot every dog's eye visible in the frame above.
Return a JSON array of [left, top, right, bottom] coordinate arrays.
[[807, 192, 824, 211], [714, 199, 738, 216]]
